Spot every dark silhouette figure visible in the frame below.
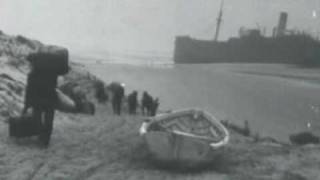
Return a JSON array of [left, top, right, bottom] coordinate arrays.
[[95, 80, 108, 103], [127, 91, 138, 114], [108, 82, 125, 115], [141, 91, 154, 116], [22, 70, 58, 147], [289, 132, 320, 145], [150, 98, 159, 116]]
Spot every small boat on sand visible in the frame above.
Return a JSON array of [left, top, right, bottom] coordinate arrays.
[[139, 109, 229, 166]]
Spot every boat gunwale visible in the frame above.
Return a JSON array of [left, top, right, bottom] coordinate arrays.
[[140, 108, 230, 149]]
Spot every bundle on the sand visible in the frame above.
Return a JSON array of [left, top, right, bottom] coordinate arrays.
[[140, 109, 229, 168], [78, 101, 95, 115], [59, 83, 95, 115], [27, 45, 69, 75], [289, 131, 320, 145]]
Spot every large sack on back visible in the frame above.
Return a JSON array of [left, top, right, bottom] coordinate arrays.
[[56, 89, 77, 113], [27, 45, 69, 75]]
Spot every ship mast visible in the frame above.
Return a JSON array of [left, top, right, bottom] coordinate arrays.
[[214, 0, 224, 41]]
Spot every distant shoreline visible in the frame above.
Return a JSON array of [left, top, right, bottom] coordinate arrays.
[[234, 69, 320, 85]]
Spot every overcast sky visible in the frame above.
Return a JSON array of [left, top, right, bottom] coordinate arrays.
[[0, 0, 319, 56]]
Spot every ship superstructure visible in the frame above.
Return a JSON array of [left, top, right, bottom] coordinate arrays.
[[174, 12, 320, 65]]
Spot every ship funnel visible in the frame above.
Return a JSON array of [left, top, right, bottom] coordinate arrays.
[[276, 12, 288, 36]]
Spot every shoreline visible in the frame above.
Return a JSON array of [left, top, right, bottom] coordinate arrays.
[[85, 62, 320, 142]]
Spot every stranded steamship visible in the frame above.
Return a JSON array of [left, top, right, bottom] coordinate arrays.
[[173, 2, 320, 65]]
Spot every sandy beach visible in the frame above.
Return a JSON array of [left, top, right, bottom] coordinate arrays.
[[1, 104, 320, 180]]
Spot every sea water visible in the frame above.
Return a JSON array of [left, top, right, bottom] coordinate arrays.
[[85, 62, 320, 142]]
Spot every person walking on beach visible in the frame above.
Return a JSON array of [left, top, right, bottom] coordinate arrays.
[[22, 47, 69, 147], [22, 67, 58, 147], [108, 82, 125, 115], [141, 91, 153, 116], [127, 91, 138, 114]]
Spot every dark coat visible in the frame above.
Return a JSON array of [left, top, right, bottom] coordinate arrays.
[[24, 71, 58, 109], [128, 91, 138, 106], [108, 82, 125, 100]]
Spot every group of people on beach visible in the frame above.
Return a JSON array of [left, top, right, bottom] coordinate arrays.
[[107, 82, 159, 116], [18, 49, 160, 148]]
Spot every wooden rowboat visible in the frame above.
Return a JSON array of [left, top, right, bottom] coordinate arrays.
[[139, 109, 229, 166]]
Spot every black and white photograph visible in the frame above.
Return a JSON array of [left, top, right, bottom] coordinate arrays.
[[0, 0, 320, 179]]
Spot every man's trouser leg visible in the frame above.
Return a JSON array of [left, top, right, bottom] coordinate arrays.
[[117, 100, 121, 115], [128, 103, 132, 114], [112, 99, 117, 114], [113, 97, 121, 115], [39, 108, 55, 146], [33, 108, 42, 132]]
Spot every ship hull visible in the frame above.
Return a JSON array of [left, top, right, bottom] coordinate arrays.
[[174, 36, 320, 65]]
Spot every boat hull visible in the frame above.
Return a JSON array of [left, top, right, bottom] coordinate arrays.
[[140, 109, 229, 166], [144, 131, 213, 165]]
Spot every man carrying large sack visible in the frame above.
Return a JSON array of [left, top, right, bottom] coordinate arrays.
[[22, 46, 69, 147]]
